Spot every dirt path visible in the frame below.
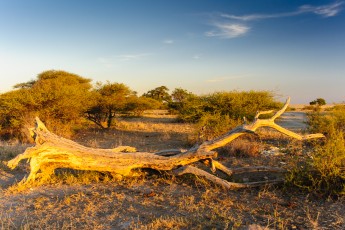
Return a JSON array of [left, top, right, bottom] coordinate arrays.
[[276, 112, 307, 132]]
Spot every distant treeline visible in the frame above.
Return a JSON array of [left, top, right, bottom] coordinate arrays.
[[0, 70, 281, 141]]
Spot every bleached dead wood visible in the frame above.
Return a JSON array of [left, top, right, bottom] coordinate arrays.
[[7, 97, 324, 189], [199, 98, 324, 152]]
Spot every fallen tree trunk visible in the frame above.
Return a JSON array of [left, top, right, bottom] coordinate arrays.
[[7, 97, 324, 189]]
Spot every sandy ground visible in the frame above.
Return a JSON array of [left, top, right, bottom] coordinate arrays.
[[1, 111, 344, 229], [276, 112, 307, 132]]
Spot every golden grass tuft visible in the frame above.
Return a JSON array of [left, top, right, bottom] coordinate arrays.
[[224, 139, 262, 157], [115, 118, 193, 134]]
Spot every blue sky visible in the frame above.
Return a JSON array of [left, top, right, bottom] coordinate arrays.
[[0, 0, 344, 103]]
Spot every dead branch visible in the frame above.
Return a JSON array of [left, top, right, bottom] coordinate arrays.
[[172, 165, 284, 189], [6, 97, 324, 189], [199, 98, 324, 151]]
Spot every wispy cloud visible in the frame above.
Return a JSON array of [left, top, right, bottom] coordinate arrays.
[[97, 57, 114, 68], [221, 1, 344, 21], [299, 1, 343, 17], [97, 53, 152, 67], [116, 53, 152, 61], [205, 23, 249, 38], [206, 76, 244, 83], [206, 1, 343, 39], [163, 39, 174, 44], [193, 54, 201, 60]]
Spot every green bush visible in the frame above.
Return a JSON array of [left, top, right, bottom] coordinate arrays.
[[143, 85, 171, 104], [287, 108, 345, 196], [85, 81, 135, 129], [307, 104, 345, 135], [124, 96, 161, 116], [287, 128, 345, 196], [310, 98, 326, 106], [175, 90, 281, 123], [168, 88, 196, 115], [194, 113, 241, 142], [173, 90, 281, 144], [173, 94, 207, 122], [0, 70, 92, 140], [312, 129, 345, 194]]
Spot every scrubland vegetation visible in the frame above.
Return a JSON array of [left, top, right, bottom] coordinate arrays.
[[287, 105, 345, 196], [0, 70, 345, 229], [0, 70, 280, 141]]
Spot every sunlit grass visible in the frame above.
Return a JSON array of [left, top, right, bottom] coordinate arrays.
[[1, 109, 345, 229]]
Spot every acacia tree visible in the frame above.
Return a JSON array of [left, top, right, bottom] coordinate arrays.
[[310, 98, 326, 106], [0, 70, 92, 139], [86, 82, 134, 129], [143, 86, 171, 104], [171, 87, 194, 103], [168, 87, 196, 113], [32, 70, 92, 122], [0, 88, 36, 140], [125, 96, 161, 116]]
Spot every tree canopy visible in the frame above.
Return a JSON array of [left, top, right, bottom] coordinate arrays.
[[143, 86, 171, 104], [0, 70, 282, 142], [310, 98, 326, 106], [174, 90, 281, 123], [0, 70, 92, 139], [85, 82, 134, 129]]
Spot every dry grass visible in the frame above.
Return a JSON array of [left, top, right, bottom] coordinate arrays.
[[223, 138, 262, 157], [0, 141, 31, 161], [74, 115, 194, 152], [115, 116, 192, 134], [1, 157, 345, 229], [289, 104, 337, 111], [1, 112, 345, 229]]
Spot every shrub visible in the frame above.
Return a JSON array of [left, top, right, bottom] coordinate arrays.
[[172, 94, 207, 122], [124, 96, 161, 116], [307, 104, 345, 135], [311, 129, 345, 194], [287, 108, 345, 196], [302, 105, 316, 111], [174, 90, 281, 145], [286, 128, 345, 196], [195, 112, 241, 142], [143, 86, 171, 104], [175, 90, 281, 123], [168, 88, 196, 114], [0, 70, 92, 141], [310, 98, 326, 106]]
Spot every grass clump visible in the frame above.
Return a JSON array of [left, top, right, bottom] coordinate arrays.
[[307, 104, 345, 135], [223, 138, 261, 157], [287, 107, 345, 197], [287, 126, 345, 197]]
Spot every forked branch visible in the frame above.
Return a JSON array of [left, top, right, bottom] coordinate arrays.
[[200, 97, 324, 151]]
